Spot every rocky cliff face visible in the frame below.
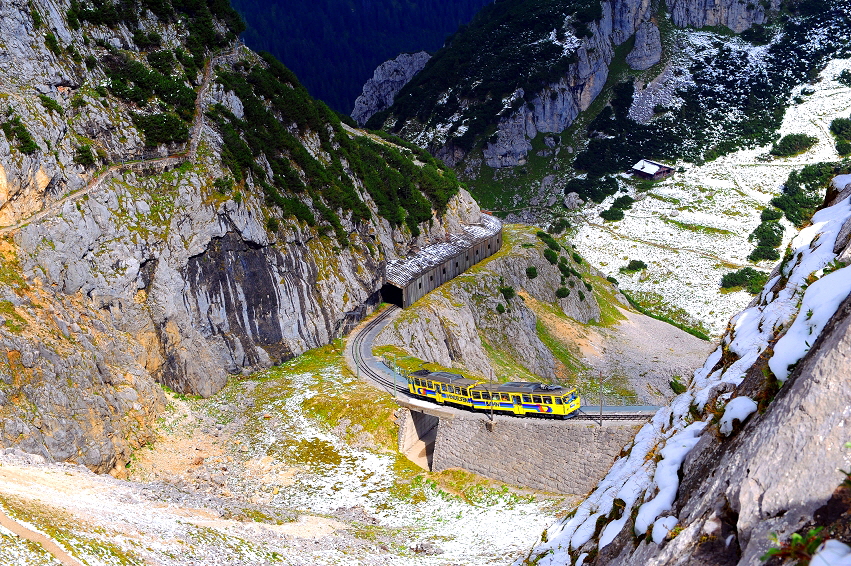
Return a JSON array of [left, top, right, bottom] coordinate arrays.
[[377, 0, 777, 170], [667, 0, 781, 33], [0, 0, 477, 472], [351, 51, 431, 126], [522, 175, 851, 565]]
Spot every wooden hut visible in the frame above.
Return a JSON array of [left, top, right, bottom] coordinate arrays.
[[631, 159, 674, 180], [381, 215, 503, 308]]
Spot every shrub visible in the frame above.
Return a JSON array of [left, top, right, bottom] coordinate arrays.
[[498, 285, 515, 301], [1, 116, 39, 154], [606, 276, 618, 286], [760, 208, 783, 221], [584, 281, 592, 291], [770, 133, 818, 157], [70, 95, 86, 109], [496, 303, 505, 314], [838, 140, 851, 156], [669, 376, 687, 394], [131, 112, 189, 147], [600, 207, 624, 221], [572, 252, 583, 264], [830, 117, 851, 141], [544, 248, 558, 264], [266, 216, 279, 233], [526, 266, 538, 279], [620, 259, 647, 273], [44, 32, 61, 55], [536, 230, 560, 251], [720, 267, 768, 294], [578, 290, 585, 301], [749, 221, 784, 249], [30, 2, 43, 28], [85, 55, 98, 69], [748, 246, 781, 262], [611, 195, 634, 210], [213, 177, 233, 194], [556, 287, 570, 298], [73, 144, 95, 166], [838, 69, 851, 87], [38, 94, 63, 115]]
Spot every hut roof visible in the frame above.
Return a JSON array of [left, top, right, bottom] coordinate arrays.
[[632, 159, 672, 175], [385, 214, 502, 288]]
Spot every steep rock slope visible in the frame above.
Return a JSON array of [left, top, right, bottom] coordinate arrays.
[[522, 175, 851, 565], [369, 0, 777, 169], [0, 0, 476, 471], [351, 51, 431, 126]]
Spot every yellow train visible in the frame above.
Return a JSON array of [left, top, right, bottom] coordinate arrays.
[[405, 370, 580, 418]]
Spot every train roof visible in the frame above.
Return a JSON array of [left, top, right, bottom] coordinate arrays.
[[413, 370, 479, 387], [410, 371, 576, 394]]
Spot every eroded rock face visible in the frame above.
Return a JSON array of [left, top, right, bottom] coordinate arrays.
[[626, 21, 662, 71], [351, 51, 431, 125], [667, 0, 781, 33]]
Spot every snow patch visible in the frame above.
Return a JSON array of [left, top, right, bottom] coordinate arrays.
[[651, 516, 679, 544], [719, 396, 758, 436]]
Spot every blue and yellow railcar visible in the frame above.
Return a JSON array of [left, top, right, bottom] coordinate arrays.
[[405, 370, 580, 418]]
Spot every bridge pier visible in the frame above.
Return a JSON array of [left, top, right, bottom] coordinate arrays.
[[396, 403, 644, 494]]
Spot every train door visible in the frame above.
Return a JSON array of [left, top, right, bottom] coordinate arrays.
[[511, 395, 523, 415]]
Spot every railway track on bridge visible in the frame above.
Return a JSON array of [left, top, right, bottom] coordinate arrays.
[[349, 307, 658, 421]]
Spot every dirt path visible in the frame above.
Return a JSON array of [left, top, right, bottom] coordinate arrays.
[[0, 44, 240, 236], [0, 508, 83, 566]]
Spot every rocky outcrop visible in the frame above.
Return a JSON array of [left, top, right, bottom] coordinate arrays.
[[626, 21, 662, 70], [667, 0, 781, 33], [351, 51, 431, 125]]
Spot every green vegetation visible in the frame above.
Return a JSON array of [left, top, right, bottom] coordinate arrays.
[[131, 113, 189, 147], [38, 95, 63, 115], [536, 230, 560, 251], [619, 260, 647, 273], [496, 303, 505, 314], [210, 55, 462, 243], [543, 248, 558, 264], [770, 133, 818, 157], [0, 301, 26, 333], [0, 115, 39, 154], [761, 528, 826, 564], [73, 144, 96, 166], [498, 285, 515, 302], [830, 116, 851, 156], [838, 69, 851, 87], [600, 207, 624, 221], [669, 376, 687, 395], [556, 287, 570, 298], [772, 161, 851, 227], [721, 267, 769, 294], [526, 266, 538, 279], [564, 176, 619, 204], [44, 32, 61, 55], [29, 1, 43, 28]]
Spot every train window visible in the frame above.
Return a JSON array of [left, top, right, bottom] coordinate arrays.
[[532, 395, 543, 403], [542, 396, 552, 404], [482, 392, 490, 400], [523, 395, 532, 403], [460, 388, 467, 396], [454, 386, 461, 394], [512, 395, 520, 404], [555, 397, 563, 405], [501, 393, 510, 401], [472, 391, 481, 399]]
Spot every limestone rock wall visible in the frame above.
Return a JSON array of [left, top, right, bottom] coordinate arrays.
[[667, 0, 781, 33], [432, 413, 641, 494], [351, 51, 431, 125]]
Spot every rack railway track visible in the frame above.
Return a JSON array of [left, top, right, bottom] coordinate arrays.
[[350, 306, 658, 421]]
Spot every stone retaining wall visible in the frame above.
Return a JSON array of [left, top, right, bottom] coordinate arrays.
[[430, 414, 642, 494]]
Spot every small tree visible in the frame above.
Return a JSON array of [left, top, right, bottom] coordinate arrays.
[[526, 266, 538, 279], [556, 287, 570, 298], [73, 144, 95, 166]]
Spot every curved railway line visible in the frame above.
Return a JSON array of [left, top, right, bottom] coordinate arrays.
[[348, 305, 659, 421]]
